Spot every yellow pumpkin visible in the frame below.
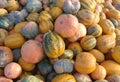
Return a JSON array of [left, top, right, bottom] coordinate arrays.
[[0, 9, 8, 17], [56, 0, 65, 9]]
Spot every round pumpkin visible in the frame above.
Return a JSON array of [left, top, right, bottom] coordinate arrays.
[[0, 77, 13, 82], [0, 8, 8, 17], [4, 62, 22, 79], [4, 33, 25, 49], [75, 52, 96, 74], [54, 14, 78, 38], [52, 74, 76, 82], [21, 40, 44, 64], [80, 35, 97, 50], [13, 48, 21, 62], [26, 12, 39, 22], [0, 46, 13, 67]]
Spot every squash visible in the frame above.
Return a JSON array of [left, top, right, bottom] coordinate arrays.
[[114, 4, 120, 11], [87, 24, 102, 37], [0, 46, 13, 67], [0, 8, 8, 17], [56, 0, 65, 9], [116, 35, 120, 46], [35, 34, 43, 44], [18, 57, 35, 71], [95, 80, 108, 82], [77, 9, 95, 26], [6, 0, 19, 12], [93, 10, 100, 24], [38, 59, 52, 75], [21, 21, 39, 39], [115, 28, 120, 36], [55, 14, 78, 38], [106, 74, 120, 82], [46, 72, 57, 82], [0, 77, 13, 82], [89, 49, 105, 63], [67, 23, 87, 42], [43, 31, 65, 58], [19, 71, 32, 79], [4, 33, 25, 49], [4, 62, 22, 79], [63, 0, 80, 14], [103, 2, 115, 10], [96, 35, 116, 53], [101, 60, 120, 75], [99, 19, 115, 35], [75, 52, 96, 74], [68, 42, 82, 55], [109, 18, 119, 27], [52, 74, 76, 82], [26, 12, 39, 22], [13, 48, 21, 62], [0, 28, 8, 46], [54, 59, 73, 73], [80, 35, 97, 50], [0, 0, 7, 8], [90, 65, 106, 80], [21, 40, 44, 64], [112, 0, 120, 5]]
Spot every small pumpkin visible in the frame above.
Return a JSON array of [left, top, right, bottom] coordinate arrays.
[[4, 33, 25, 49], [13, 48, 21, 62], [52, 74, 76, 82], [106, 74, 120, 82], [4, 62, 22, 79], [26, 12, 39, 22], [0, 77, 13, 82], [0, 8, 8, 17], [55, 14, 78, 38], [0, 0, 7, 8], [19, 0, 28, 6], [0, 46, 13, 67], [74, 52, 96, 74], [56, 0, 65, 9], [20, 9, 28, 18], [54, 59, 73, 73], [93, 10, 100, 24], [21, 40, 44, 64], [80, 35, 97, 50], [43, 31, 65, 58], [109, 18, 119, 27]]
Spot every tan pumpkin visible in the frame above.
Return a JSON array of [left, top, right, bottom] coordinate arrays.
[[75, 52, 96, 74], [4, 33, 25, 49], [0, 8, 8, 17]]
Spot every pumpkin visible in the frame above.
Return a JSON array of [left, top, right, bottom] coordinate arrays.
[[0, 28, 8, 46], [55, 14, 78, 38], [43, 31, 65, 58], [90, 65, 106, 80], [115, 28, 120, 36], [80, 35, 97, 50], [0, 17, 14, 30], [77, 9, 95, 26], [75, 52, 96, 74], [0, 8, 8, 17], [56, 0, 65, 9], [59, 49, 74, 60], [96, 35, 116, 53], [26, 0, 42, 13], [38, 59, 52, 75], [19, 71, 32, 79], [80, 0, 96, 12], [87, 24, 102, 37], [63, 0, 80, 14], [52, 74, 76, 82], [54, 59, 73, 73], [14, 21, 28, 33], [35, 34, 43, 44], [95, 80, 108, 82], [99, 19, 115, 35], [13, 48, 21, 62], [112, 0, 120, 5], [103, 2, 115, 10], [26, 13, 39, 22], [21, 40, 43, 64], [106, 9, 120, 20], [100, 12, 107, 20], [20, 9, 28, 18], [0, 46, 13, 67], [0, 77, 13, 82], [0, 0, 7, 8], [89, 49, 105, 63], [114, 4, 120, 11], [68, 42, 82, 55], [93, 10, 100, 24], [101, 60, 120, 75], [106, 74, 120, 82], [46, 72, 57, 82], [18, 57, 35, 71], [116, 35, 120, 46], [49, 7, 63, 20], [4, 62, 22, 79], [109, 18, 119, 27], [67, 23, 87, 42], [74, 73, 92, 82], [4, 33, 25, 49], [21, 21, 39, 39], [6, 0, 19, 12]]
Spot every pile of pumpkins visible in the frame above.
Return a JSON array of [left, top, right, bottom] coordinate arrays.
[[1, 0, 120, 82]]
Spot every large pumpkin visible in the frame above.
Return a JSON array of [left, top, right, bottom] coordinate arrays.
[[21, 40, 44, 64], [0, 46, 13, 67], [54, 14, 79, 38], [74, 52, 96, 74], [43, 31, 65, 58], [4, 33, 25, 49]]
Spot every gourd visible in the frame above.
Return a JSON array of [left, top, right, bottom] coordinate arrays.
[[0, 8, 8, 17], [26, 13, 39, 22], [56, 0, 65, 9], [0, 0, 7, 8]]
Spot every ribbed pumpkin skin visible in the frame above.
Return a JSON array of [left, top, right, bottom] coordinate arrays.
[[0, 9, 8, 17], [26, 12, 39, 22], [0, 0, 7, 8], [13, 48, 21, 62], [52, 74, 76, 82], [0, 77, 13, 82], [0, 46, 13, 67], [21, 21, 39, 39], [54, 59, 73, 73], [21, 40, 43, 64], [43, 31, 65, 58], [4, 33, 25, 49], [38, 59, 52, 75]]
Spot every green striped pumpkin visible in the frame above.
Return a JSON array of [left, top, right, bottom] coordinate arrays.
[[43, 31, 65, 58]]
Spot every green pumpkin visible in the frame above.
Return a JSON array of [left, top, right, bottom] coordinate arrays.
[[43, 31, 65, 58]]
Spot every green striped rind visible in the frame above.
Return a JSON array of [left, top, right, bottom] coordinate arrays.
[[43, 31, 65, 58]]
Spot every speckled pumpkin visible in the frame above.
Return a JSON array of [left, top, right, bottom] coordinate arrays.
[[0, 8, 8, 17]]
